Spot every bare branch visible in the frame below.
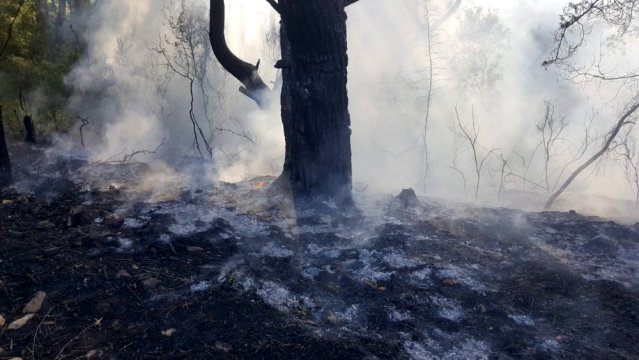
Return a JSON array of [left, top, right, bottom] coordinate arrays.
[[121, 138, 166, 164], [209, 0, 269, 107], [545, 98, 639, 209]]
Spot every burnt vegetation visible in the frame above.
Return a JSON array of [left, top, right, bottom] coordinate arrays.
[[1, 0, 639, 359]]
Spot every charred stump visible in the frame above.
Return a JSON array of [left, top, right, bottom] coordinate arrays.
[[0, 107, 13, 187], [23, 115, 35, 143]]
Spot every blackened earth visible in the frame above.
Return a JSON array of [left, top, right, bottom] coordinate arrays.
[[1, 145, 638, 359]]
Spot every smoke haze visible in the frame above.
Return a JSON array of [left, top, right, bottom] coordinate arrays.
[[62, 0, 639, 219]]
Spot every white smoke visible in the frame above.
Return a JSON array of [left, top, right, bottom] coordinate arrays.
[[63, 0, 639, 218]]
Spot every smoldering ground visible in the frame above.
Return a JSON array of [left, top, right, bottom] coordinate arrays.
[[1, 142, 638, 358], [2, 2, 639, 357]]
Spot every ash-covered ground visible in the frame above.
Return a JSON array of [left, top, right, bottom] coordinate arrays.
[[1, 144, 638, 359]]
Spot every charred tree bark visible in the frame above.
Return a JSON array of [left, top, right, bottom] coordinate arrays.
[[23, 115, 35, 143], [278, 0, 352, 205], [209, 0, 353, 205], [209, 0, 269, 107], [0, 107, 13, 187]]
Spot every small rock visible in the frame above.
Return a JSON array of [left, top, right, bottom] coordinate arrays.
[[23, 291, 46, 313], [2, 199, 14, 205], [36, 220, 56, 230], [143, 277, 161, 288], [215, 341, 232, 353], [397, 188, 419, 207], [0, 314, 6, 327], [161, 328, 176, 337], [115, 270, 131, 278], [325, 313, 338, 324], [86, 350, 104, 359], [103, 215, 124, 229], [442, 278, 460, 286], [7, 314, 35, 330], [68, 205, 96, 227], [7, 230, 25, 239]]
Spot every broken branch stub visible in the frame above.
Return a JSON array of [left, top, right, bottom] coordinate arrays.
[[0, 106, 12, 187], [23, 115, 35, 143], [209, 0, 269, 107]]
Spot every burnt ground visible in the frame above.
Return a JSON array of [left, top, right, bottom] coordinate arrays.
[[1, 144, 639, 359]]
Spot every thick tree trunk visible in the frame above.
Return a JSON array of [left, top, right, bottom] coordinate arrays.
[[0, 107, 13, 187], [278, 0, 353, 205], [209, 0, 353, 205]]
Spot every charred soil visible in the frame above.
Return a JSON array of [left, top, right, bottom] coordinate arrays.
[[1, 144, 638, 359]]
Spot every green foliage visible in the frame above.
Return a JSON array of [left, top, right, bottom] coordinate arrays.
[[0, 0, 85, 139]]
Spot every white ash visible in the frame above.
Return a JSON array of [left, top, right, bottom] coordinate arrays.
[[190, 281, 212, 292], [508, 314, 535, 326], [123, 217, 146, 228], [258, 242, 294, 258], [436, 264, 486, 291]]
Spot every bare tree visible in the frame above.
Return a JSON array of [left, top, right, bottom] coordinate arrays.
[[419, 3, 434, 191], [616, 131, 639, 205], [537, 100, 569, 193], [156, 1, 215, 158], [449, 5, 509, 92], [543, 0, 639, 208], [406, 0, 463, 191], [545, 99, 639, 209], [453, 106, 497, 199], [449, 127, 468, 197]]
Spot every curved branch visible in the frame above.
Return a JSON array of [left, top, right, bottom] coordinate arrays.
[[545, 99, 639, 209], [266, 0, 280, 13], [209, 0, 269, 107]]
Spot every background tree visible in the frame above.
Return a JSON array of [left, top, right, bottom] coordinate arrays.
[[543, 0, 639, 209], [210, 0, 357, 205], [448, 6, 509, 93], [156, 0, 216, 158], [0, 0, 89, 138]]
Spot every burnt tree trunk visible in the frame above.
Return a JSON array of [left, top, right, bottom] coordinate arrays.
[[209, 0, 353, 205], [0, 107, 13, 187], [23, 115, 35, 143], [278, 0, 352, 204]]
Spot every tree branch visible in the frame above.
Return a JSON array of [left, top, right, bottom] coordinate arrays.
[[545, 99, 639, 209], [433, 0, 462, 29], [265, 0, 280, 13], [209, 0, 269, 107], [0, 0, 25, 58]]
